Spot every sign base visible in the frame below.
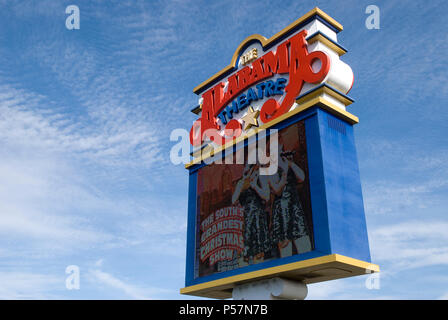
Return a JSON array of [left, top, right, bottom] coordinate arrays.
[[180, 254, 379, 299]]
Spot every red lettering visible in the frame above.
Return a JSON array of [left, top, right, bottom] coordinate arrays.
[[212, 82, 225, 114], [236, 66, 252, 90], [260, 30, 330, 123], [189, 90, 220, 146], [249, 58, 265, 83], [261, 41, 289, 76], [224, 74, 239, 102], [223, 119, 242, 141], [190, 29, 331, 146]]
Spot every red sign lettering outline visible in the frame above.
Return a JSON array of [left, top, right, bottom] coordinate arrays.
[[190, 29, 330, 147]]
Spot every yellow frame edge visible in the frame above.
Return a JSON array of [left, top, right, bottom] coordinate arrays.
[[180, 254, 379, 295], [185, 96, 358, 169], [307, 33, 347, 56]]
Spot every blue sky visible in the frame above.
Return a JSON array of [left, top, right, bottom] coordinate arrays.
[[0, 0, 447, 299]]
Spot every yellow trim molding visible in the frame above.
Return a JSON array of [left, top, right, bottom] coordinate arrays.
[[296, 85, 354, 107], [307, 32, 347, 56], [180, 254, 379, 299], [185, 95, 358, 169]]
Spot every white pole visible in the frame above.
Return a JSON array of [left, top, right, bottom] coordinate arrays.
[[232, 277, 308, 300]]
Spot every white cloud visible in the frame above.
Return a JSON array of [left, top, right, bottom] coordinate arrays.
[[369, 220, 448, 271], [307, 276, 393, 300], [364, 180, 447, 215], [438, 292, 448, 300], [88, 268, 173, 300], [359, 140, 448, 216], [94, 259, 104, 267], [307, 280, 344, 299], [0, 81, 163, 168], [0, 272, 61, 299], [0, 151, 155, 260]]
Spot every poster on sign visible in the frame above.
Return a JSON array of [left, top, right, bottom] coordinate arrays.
[[195, 121, 313, 278]]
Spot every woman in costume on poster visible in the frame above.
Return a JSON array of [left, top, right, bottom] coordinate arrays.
[[269, 139, 313, 258], [232, 163, 271, 264], [216, 166, 239, 272]]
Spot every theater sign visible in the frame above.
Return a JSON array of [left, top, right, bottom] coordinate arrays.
[[181, 8, 379, 299]]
